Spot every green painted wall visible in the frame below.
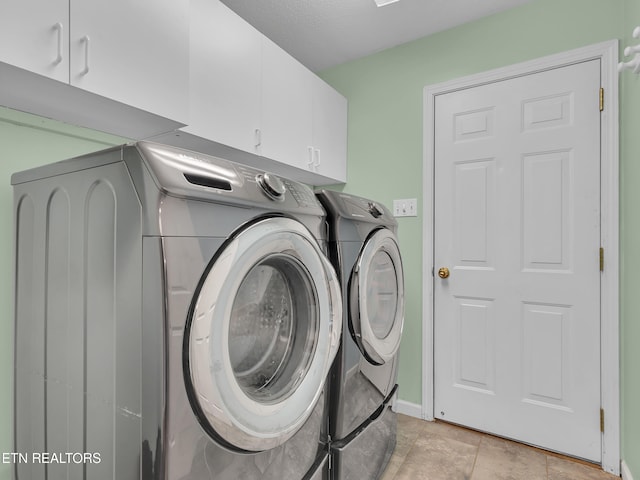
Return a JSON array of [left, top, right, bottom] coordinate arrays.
[[621, 0, 640, 476], [320, 0, 640, 473], [0, 107, 126, 480]]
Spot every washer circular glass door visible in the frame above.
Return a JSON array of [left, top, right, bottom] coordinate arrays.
[[184, 216, 341, 452], [349, 228, 404, 365]]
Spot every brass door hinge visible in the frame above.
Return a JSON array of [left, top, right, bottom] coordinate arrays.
[[600, 247, 604, 271], [599, 87, 604, 112], [600, 408, 605, 433]]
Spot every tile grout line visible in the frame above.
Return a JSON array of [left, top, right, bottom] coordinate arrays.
[[468, 434, 485, 479], [545, 453, 549, 479], [390, 423, 425, 480]]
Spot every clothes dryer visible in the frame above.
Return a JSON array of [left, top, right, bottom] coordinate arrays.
[[12, 142, 342, 480], [316, 190, 405, 480]]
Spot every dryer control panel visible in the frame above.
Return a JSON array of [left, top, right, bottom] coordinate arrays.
[[316, 189, 398, 243], [318, 189, 395, 224]]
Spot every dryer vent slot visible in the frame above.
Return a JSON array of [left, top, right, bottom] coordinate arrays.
[[184, 173, 232, 191]]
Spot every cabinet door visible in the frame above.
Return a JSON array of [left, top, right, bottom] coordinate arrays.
[[0, 0, 68, 83], [261, 37, 314, 170], [312, 77, 347, 183], [69, 0, 188, 123], [185, 0, 262, 153]]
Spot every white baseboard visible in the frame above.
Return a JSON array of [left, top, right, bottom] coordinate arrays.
[[622, 460, 634, 480], [392, 399, 422, 418]]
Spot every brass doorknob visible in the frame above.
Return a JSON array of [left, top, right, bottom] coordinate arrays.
[[438, 267, 450, 279]]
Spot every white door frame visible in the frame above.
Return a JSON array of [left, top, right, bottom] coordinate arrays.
[[421, 40, 619, 475]]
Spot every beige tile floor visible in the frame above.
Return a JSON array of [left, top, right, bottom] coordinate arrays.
[[380, 414, 619, 480]]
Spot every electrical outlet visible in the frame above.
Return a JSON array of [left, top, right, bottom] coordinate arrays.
[[393, 198, 417, 217]]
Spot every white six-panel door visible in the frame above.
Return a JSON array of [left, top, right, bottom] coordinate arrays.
[[433, 59, 602, 461]]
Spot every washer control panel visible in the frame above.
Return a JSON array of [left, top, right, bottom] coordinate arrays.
[[283, 179, 316, 208], [137, 142, 323, 212]]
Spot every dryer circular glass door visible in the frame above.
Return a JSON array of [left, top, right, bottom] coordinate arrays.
[[184, 216, 341, 452], [349, 228, 405, 365]]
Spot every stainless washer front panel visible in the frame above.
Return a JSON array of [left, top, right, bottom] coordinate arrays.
[[185, 216, 342, 452], [12, 143, 336, 480]]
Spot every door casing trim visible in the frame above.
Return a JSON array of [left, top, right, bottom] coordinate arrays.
[[421, 40, 619, 475]]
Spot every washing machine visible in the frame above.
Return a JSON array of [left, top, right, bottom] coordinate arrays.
[[12, 142, 342, 480], [316, 190, 405, 480]]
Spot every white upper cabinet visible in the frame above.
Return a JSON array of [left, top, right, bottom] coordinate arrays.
[[0, 0, 346, 183], [0, 0, 69, 83], [69, 0, 189, 122], [183, 0, 347, 185], [311, 76, 347, 183], [259, 39, 347, 183], [260, 37, 314, 171], [0, 0, 188, 125], [185, 0, 262, 153]]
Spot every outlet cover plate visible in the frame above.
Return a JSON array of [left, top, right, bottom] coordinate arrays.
[[393, 198, 417, 217]]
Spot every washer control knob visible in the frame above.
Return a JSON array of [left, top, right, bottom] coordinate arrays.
[[257, 173, 286, 200], [368, 202, 383, 218]]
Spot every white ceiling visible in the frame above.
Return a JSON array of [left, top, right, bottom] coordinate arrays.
[[220, 0, 535, 72]]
